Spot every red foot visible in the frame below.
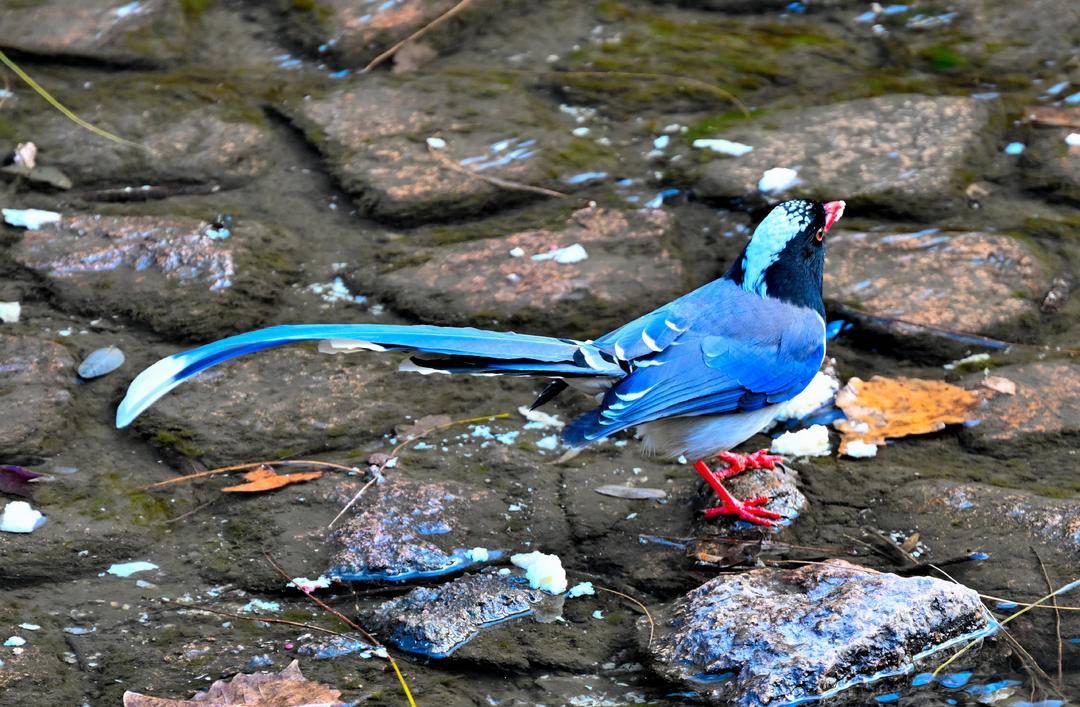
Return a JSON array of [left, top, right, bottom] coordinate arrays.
[[714, 449, 784, 479], [693, 460, 783, 527]]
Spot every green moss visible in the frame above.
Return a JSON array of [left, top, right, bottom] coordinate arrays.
[[548, 137, 618, 172], [684, 109, 762, 142], [0, 116, 17, 141], [179, 0, 212, 17], [152, 429, 205, 459], [919, 45, 968, 71]]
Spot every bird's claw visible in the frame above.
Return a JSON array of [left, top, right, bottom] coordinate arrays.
[[714, 449, 785, 479], [703, 495, 783, 526]]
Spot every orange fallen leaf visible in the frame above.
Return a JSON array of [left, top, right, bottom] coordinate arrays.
[[123, 659, 343, 706], [981, 375, 1017, 396], [834, 376, 981, 455], [1025, 105, 1080, 129], [222, 466, 324, 493]]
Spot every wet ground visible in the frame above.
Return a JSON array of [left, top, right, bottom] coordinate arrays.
[[0, 1, 1078, 705]]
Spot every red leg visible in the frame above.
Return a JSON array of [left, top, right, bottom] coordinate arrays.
[[714, 449, 784, 480], [693, 460, 782, 527]]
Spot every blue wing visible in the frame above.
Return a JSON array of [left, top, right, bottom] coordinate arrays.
[[565, 280, 825, 447]]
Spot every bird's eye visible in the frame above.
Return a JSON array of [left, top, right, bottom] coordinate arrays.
[[814, 228, 824, 242]]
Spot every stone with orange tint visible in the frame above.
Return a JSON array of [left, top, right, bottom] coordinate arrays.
[[376, 206, 686, 336], [285, 78, 569, 224], [696, 95, 994, 218], [11, 214, 297, 341], [0, 0, 187, 65], [961, 362, 1080, 453], [823, 230, 1049, 336], [0, 335, 75, 459]]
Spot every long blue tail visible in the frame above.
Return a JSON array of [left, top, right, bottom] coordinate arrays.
[[116, 324, 625, 428]]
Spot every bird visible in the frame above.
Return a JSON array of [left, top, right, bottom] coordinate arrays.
[[116, 198, 846, 527]]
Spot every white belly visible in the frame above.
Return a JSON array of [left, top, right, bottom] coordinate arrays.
[[638, 406, 780, 461]]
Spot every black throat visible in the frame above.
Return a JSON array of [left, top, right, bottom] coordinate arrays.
[[724, 239, 826, 319]]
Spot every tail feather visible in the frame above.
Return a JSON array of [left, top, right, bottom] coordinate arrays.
[[116, 324, 623, 428]]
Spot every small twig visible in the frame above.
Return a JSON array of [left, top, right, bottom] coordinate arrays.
[[540, 70, 749, 116], [1032, 547, 1064, 687], [427, 143, 569, 199], [932, 578, 1080, 677], [163, 496, 220, 524], [326, 412, 510, 529], [263, 553, 417, 707], [193, 605, 353, 638], [363, 0, 473, 72], [0, 74, 10, 110], [595, 586, 654, 647], [141, 459, 360, 491]]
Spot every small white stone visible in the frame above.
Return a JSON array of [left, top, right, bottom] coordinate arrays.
[[0, 302, 20, 324], [425, 137, 447, 150], [508, 247, 525, 257], [758, 167, 800, 194], [692, 138, 754, 156], [0, 501, 46, 533], [1065, 132, 1080, 147]]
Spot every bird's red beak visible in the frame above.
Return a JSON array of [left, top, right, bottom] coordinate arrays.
[[823, 200, 845, 233]]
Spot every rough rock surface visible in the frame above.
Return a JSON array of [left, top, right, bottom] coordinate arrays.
[[898, 481, 1080, 556], [0, 0, 187, 65], [327, 478, 500, 581], [824, 230, 1048, 335], [11, 214, 295, 340], [1022, 126, 1080, 205], [647, 559, 992, 705], [962, 362, 1080, 452], [9, 80, 273, 191], [281, 0, 500, 68], [285, 79, 570, 224], [368, 570, 545, 657], [378, 207, 686, 334], [132, 348, 498, 465], [696, 95, 994, 217], [0, 335, 74, 459]]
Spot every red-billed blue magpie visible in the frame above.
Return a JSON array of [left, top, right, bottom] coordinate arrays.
[[116, 199, 845, 526]]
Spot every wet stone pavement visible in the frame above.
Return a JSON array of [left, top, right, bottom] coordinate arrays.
[[1, 1, 1079, 705]]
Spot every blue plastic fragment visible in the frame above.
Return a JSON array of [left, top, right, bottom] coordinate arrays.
[[911, 672, 935, 686], [965, 679, 1021, 695], [968, 552, 990, 561], [875, 693, 901, 703], [939, 671, 972, 689]]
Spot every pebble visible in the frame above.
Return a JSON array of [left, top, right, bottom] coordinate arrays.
[[0, 302, 19, 324], [758, 167, 800, 193], [77, 346, 125, 379], [0, 501, 47, 533]]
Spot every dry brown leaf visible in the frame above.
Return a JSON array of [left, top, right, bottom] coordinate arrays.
[[834, 376, 981, 454], [123, 660, 344, 706], [594, 485, 667, 500], [397, 414, 453, 440], [900, 532, 920, 553], [981, 375, 1017, 396], [392, 40, 438, 73], [221, 466, 323, 493]]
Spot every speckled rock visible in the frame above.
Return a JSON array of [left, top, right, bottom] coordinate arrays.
[[696, 95, 994, 217], [280, 0, 503, 68], [0, 335, 74, 459], [960, 362, 1080, 453], [5, 78, 273, 192], [899, 481, 1080, 556], [377, 207, 686, 335], [0, 0, 187, 65], [285, 78, 569, 224], [823, 230, 1048, 336], [327, 478, 501, 582], [368, 571, 545, 657], [11, 214, 296, 340], [647, 559, 992, 706]]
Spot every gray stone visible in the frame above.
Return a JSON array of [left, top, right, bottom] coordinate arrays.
[[11, 214, 297, 340], [6, 78, 272, 192], [696, 95, 994, 218], [647, 559, 992, 705], [0, 0, 188, 65], [0, 335, 74, 459], [285, 78, 571, 224], [377, 206, 686, 335], [823, 230, 1049, 336], [368, 570, 545, 658], [1021, 126, 1080, 205], [327, 478, 500, 582], [961, 362, 1080, 454]]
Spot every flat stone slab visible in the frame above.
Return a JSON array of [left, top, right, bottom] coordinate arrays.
[[898, 481, 1080, 556], [6, 79, 273, 192], [1022, 125, 1080, 205], [0, 0, 187, 65], [378, 207, 686, 334], [961, 362, 1080, 452], [11, 214, 296, 340], [696, 95, 994, 217], [0, 335, 74, 459], [327, 478, 501, 582], [823, 230, 1048, 336], [285, 78, 570, 224], [647, 559, 992, 705], [368, 570, 545, 658]]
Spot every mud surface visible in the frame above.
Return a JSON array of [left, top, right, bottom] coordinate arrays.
[[1, 1, 1078, 705]]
